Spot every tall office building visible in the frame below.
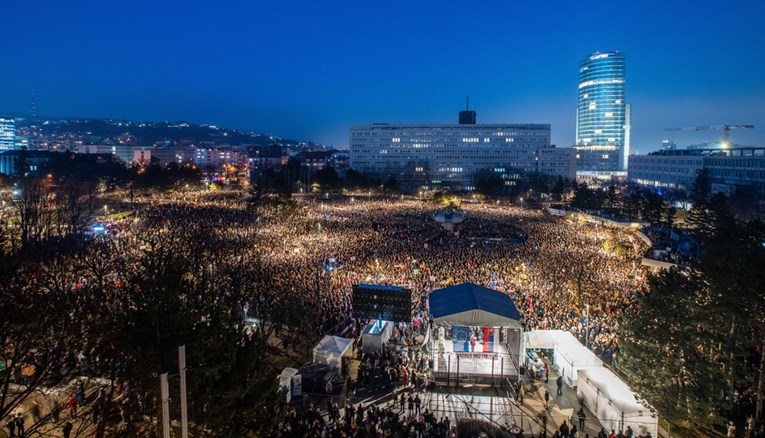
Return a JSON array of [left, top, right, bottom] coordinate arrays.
[[574, 51, 630, 173], [350, 113, 556, 190], [0, 118, 16, 151]]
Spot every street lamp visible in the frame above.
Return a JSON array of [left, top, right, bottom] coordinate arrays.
[[585, 303, 590, 348]]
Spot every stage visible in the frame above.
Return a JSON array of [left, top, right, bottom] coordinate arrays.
[[432, 339, 521, 387], [427, 283, 526, 388]]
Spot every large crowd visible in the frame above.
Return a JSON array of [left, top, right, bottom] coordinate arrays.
[[231, 196, 648, 364], [5, 191, 650, 436], [113, 194, 648, 363]]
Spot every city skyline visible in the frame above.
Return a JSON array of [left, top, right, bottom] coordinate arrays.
[[2, 1, 765, 152]]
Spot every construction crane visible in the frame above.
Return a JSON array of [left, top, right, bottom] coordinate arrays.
[[664, 124, 755, 149]]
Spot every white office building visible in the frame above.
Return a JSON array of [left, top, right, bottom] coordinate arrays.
[[628, 147, 765, 194], [349, 122, 554, 190], [538, 147, 577, 181]]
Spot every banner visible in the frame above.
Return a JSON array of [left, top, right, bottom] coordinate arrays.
[[482, 326, 495, 353], [452, 326, 470, 352]]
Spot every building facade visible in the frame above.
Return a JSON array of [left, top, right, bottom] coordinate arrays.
[[0, 118, 16, 151], [77, 144, 189, 165], [628, 153, 704, 191], [193, 148, 245, 168], [628, 148, 765, 194], [575, 51, 630, 173], [0, 150, 55, 176], [349, 122, 554, 190], [538, 147, 577, 181]]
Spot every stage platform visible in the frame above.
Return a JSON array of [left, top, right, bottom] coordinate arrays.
[[432, 340, 520, 387]]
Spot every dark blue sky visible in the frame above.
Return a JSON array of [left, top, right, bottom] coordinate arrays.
[[3, 1, 765, 152]]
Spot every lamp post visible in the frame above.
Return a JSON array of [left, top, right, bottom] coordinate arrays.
[[160, 373, 170, 438], [179, 345, 188, 438], [585, 303, 590, 348]]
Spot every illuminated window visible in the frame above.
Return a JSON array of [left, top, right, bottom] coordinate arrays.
[[392, 138, 401, 143], [604, 112, 613, 117], [589, 102, 596, 110]]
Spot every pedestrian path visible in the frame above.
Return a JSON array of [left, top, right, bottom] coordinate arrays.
[[534, 358, 602, 437]]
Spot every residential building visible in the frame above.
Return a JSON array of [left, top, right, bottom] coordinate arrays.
[[247, 144, 283, 170], [77, 144, 187, 165], [327, 151, 350, 174], [0, 118, 16, 151], [193, 148, 246, 168]]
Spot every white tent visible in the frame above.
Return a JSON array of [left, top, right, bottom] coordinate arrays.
[[524, 330, 578, 350], [577, 367, 658, 437], [553, 340, 603, 386], [312, 335, 353, 373], [278, 367, 300, 402]]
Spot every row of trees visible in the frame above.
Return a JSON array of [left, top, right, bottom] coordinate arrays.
[[0, 180, 283, 436], [12, 150, 205, 193], [253, 163, 398, 198], [570, 184, 677, 226], [473, 169, 573, 201], [619, 188, 765, 431]]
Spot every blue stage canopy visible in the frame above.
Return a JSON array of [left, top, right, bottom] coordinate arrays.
[[429, 282, 523, 326]]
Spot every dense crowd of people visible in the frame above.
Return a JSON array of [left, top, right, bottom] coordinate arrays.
[[2, 190, 653, 436], [278, 395, 456, 437], [230, 196, 648, 364], [106, 194, 647, 364]]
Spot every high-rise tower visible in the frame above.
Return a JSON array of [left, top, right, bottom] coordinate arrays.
[[574, 51, 630, 173]]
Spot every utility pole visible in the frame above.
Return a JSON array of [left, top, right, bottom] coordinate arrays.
[[179, 345, 189, 438], [160, 372, 171, 438], [757, 338, 765, 423]]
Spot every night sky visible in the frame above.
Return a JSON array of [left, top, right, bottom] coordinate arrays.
[[3, 1, 765, 152]]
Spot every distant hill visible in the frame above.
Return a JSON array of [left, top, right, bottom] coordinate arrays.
[[13, 117, 305, 147]]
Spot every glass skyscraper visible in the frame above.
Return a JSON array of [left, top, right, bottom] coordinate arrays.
[[0, 118, 15, 151], [575, 51, 630, 173]]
